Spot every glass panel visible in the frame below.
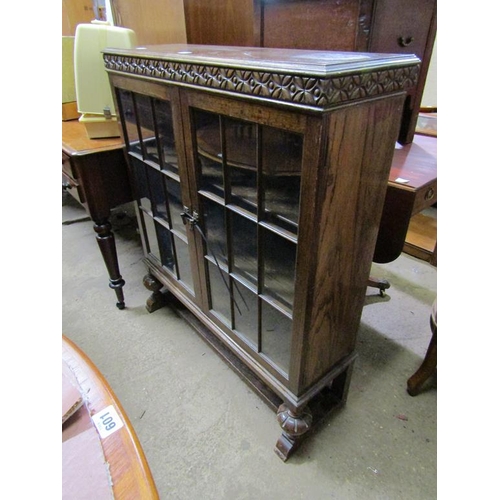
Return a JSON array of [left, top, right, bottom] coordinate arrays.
[[155, 98, 179, 174], [233, 281, 258, 349], [194, 110, 224, 198], [155, 221, 176, 272], [118, 89, 141, 156], [174, 235, 193, 292], [207, 260, 231, 327], [263, 176, 301, 233], [262, 228, 296, 309], [262, 127, 302, 233], [229, 167, 258, 214], [165, 177, 185, 236], [230, 211, 257, 285], [262, 127, 302, 176], [148, 168, 168, 222], [199, 154, 225, 199], [202, 197, 227, 266], [142, 213, 160, 261], [261, 301, 292, 373], [225, 118, 257, 169], [225, 118, 257, 214], [135, 93, 159, 164], [130, 157, 151, 212]]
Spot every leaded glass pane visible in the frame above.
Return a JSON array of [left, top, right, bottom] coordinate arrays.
[[117, 89, 141, 156], [262, 228, 296, 309], [174, 235, 193, 291], [135, 93, 158, 164], [194, 110, 224, 198], [225, 118, 257, 214], [262, 127, 302, 233], [233, 281, 259, 349], [156, 221, 175, 272], [231, 211, 257, 286], [207, 260, 231, 327], [154, 98, 178, 173], [202, 197, 227, 266], [131, 157, 151, 212], [261, 301, 292, 373], [142, 214, 160, 261], [148, 168, 168, 222], [165, 178, 185, 235]]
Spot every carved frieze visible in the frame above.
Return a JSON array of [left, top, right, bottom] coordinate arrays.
[[103, 54, 419, 110]]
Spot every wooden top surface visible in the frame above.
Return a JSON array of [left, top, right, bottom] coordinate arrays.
[[389, 134, 437, 191], [103, 44, 420, 111], [103, 44, 419, 76], [62, 336, 159, 499], [62, 120, 124, 157]]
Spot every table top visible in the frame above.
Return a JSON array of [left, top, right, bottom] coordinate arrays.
[[62, 336, 159, 499], [389, 134, 437, 192], [103, 44, 419, 112], [103, 44, 420, 77], [415, 112, 437, 137], [62, 120, 124, 157]]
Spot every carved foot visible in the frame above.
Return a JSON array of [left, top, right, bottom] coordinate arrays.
[[143, 274, 168, 313], [275, 404, 313, 462]]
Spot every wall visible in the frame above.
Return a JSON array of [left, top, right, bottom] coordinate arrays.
[[421, 37, 437, 108], [108, 0, 187, 44]]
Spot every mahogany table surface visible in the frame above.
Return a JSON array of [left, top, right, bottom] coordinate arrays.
[[372, 133, 436, 264], [62, 119, 124, 156], [62, 336, 159, 499], [389, 134, 437, 210]]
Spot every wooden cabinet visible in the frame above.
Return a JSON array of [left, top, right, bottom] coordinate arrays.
[[368, 0, 437, 143], [182, 0, 437, 144], [104, 44, 419, 460]]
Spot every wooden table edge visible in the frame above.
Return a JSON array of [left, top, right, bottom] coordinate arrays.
[[62, 335, 159, 500]]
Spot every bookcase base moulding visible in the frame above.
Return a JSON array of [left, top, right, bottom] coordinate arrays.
[[104, 44, 420, 461]]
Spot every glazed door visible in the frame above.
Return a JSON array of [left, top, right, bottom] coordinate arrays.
[[181, 90, 310, 382], [113, 79, 201, 301]]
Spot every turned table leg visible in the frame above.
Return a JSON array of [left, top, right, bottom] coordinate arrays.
[[275, 404, 313, 462], [93, 220, 126, 310]]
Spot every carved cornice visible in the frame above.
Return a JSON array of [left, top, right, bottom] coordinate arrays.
[[103, 54, 419, 110]]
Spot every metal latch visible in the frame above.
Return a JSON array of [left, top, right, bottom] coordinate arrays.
[[180, 207, 199, 229]]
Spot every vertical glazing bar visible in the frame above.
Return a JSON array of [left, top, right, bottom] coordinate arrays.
[[219, 116, 235, 328], [115, 89, 128, 146], [256, 124, 263, 353], [150, 98, 163, 169], [131, 93, 147, 159], [151, 99, 180, 279]]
